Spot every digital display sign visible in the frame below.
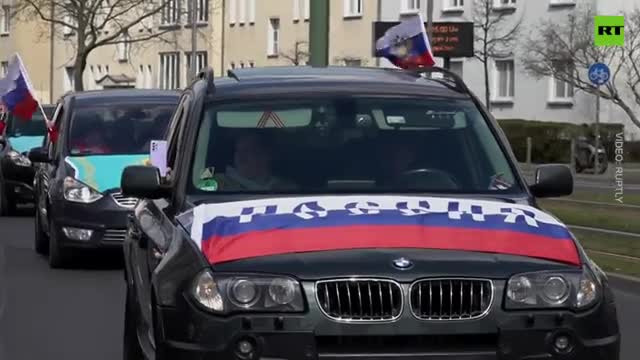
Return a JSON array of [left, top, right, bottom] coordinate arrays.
[[373, 21, 474, 58]]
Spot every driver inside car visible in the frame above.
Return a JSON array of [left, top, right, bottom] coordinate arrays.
[[378, 141, 417, 187], [211, 133, 297, 191]]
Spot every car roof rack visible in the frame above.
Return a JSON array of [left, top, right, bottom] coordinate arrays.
[[412, 66, 470, 94], [197, 67, 216, 95]]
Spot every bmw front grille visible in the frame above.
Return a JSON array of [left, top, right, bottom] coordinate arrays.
[[409, 278, 493, 320], [316, 279, 403, 322]]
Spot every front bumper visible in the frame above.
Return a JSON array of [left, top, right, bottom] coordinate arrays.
[[50, 194, 133, 249], [154, 281, 620, 360], [0, 159, 36, 203]]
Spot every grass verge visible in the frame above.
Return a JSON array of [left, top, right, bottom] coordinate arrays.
[[539, 200, 640, 234], [560, 190, 640, 206], [587, 252, 640, 278]]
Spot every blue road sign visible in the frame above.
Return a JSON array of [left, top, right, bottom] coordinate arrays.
[[589, 63, 611, 86]]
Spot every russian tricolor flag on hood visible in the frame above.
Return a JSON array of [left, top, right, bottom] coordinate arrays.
[[376, 14, 436, 69], [0, 54, 39, 121]]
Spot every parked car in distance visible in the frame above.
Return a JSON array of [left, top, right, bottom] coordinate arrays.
[[28, 90, 179, 268]]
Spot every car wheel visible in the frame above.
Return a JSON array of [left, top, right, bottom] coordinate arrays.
[[34, 207, 49, 255], [48, 218, 69, 268], [123, 289, 145, 360]]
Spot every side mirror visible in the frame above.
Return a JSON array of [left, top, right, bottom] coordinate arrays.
[[529, 164, 573, 198], [121, 165, 170, 199], [28, 147, 51, 163]]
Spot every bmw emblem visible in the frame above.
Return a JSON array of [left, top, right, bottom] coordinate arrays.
[[393, 257, 413, 270]]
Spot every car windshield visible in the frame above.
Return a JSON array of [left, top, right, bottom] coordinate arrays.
[[190, 96, 521, 194], [68, 102, 176, 156], [5, 108, 51, 137]]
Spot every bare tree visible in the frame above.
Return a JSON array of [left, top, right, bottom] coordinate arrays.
[[473, 0, 523, 110], [280, 41, 310, 66], [522, 7, 640, 130], [15, 0, 179, 91]]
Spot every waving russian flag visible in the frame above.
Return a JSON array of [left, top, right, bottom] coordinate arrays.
[[0, 54, 39, 121], [376, 15, 436, 69]]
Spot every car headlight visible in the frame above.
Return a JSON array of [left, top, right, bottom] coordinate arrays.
[[63, 177, 103, 203], [505, 267, 599, 311], [7, 150, 31, 167], [191, 270, 305, 314]]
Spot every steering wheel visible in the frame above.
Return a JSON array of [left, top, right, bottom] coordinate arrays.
[[399, 168, 460, 190]]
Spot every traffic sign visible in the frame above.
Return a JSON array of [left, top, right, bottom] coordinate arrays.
[[589, 63, 611, 86]]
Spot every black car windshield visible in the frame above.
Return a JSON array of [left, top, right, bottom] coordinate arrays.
[[5, 108, 51, 137], [68, 102, 176, 156], [190, 96, 520, 194]]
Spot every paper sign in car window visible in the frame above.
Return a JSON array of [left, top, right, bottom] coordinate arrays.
[[150, 140, 168, 177], [217, 109, 312, 128]]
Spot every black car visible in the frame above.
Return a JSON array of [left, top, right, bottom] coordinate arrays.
[[120, 67, 619, 360], [28, 90, 179, 268], [0, 104, 55, 215]]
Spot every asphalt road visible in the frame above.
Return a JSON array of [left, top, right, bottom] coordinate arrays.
[[0, 211, 639, 360]]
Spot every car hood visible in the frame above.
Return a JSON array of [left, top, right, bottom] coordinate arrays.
[[188, 195, 581, 267], [7, 135, 44, 154], [213, 248, 576, 281], [64, 154, 149, 193]]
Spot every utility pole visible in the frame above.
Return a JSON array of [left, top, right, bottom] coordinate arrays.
[[426, 0, 434, 42], [595, 91, 601, 173], [190, 0, 198, 79], [309, 0, 330, 67], [49, 0, 55, 103]]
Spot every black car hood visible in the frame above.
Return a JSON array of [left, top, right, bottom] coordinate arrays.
[[212, 248, 577, 281]]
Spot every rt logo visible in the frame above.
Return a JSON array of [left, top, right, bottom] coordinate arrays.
[[595, 16, 625, 46]]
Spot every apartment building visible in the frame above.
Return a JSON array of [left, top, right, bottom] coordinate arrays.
[[52, 0, 224, 101], [223, 0, 379, 70], [381, 0, 639, 138]]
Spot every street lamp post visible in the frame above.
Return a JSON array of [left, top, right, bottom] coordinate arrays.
[[190, 0, 198, 79]]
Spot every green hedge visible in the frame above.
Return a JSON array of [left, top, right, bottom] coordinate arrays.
[[496, 119, 635, 163]]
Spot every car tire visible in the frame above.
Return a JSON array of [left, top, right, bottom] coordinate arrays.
[[123, 289, 145, 360], [48, 218, 69, 268], [34, 208, 49, 255]]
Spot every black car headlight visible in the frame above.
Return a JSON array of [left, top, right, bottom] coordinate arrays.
[[505, 267, 599, 311], [192, 270, 305, 315]]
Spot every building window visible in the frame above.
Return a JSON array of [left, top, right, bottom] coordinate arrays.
[[267, 18, 280, 56], [249, 61, 255, 68], [188, 0, 209, 23], [0, 6, 10, 35], [1, 61, 8, 76], [159, 52, 180, 89], [229, 0, 237, 24], [344, 59, 362, 67], [240, 62, 245, 68], [116, 34, 130, 62], [63, 14, 76, 35], [449, 61, 463, 78], [304, 0, 310, 20], [137, 65, 145, 88], [549, 62, 574, 102], [64, 67, 75, 92], [230, 62, 236, 69], [494, 0, 516, 8], [343, 0, 363, 17], [443, 0, 464, 11], [185, 51, 208, 77], [401, 0, 421, 14], [146, 65, 154, 88], [549, 0, 576, 6], [494, 59, 515, 100], [161, 0, 179, 25], [248, 0, 255, 24]]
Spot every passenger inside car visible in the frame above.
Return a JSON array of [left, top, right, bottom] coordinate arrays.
[[70, 117, 111, 155], [210, 133, 297, 191]]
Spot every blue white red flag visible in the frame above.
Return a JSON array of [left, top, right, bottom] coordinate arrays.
[[190, 195, 581, 266], [0, 54, 39, 121], [375, 15, 436, 69]]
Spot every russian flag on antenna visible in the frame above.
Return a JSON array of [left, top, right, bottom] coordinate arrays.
[[375, 15, 436, 69], [0, 54, 39, 121]]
